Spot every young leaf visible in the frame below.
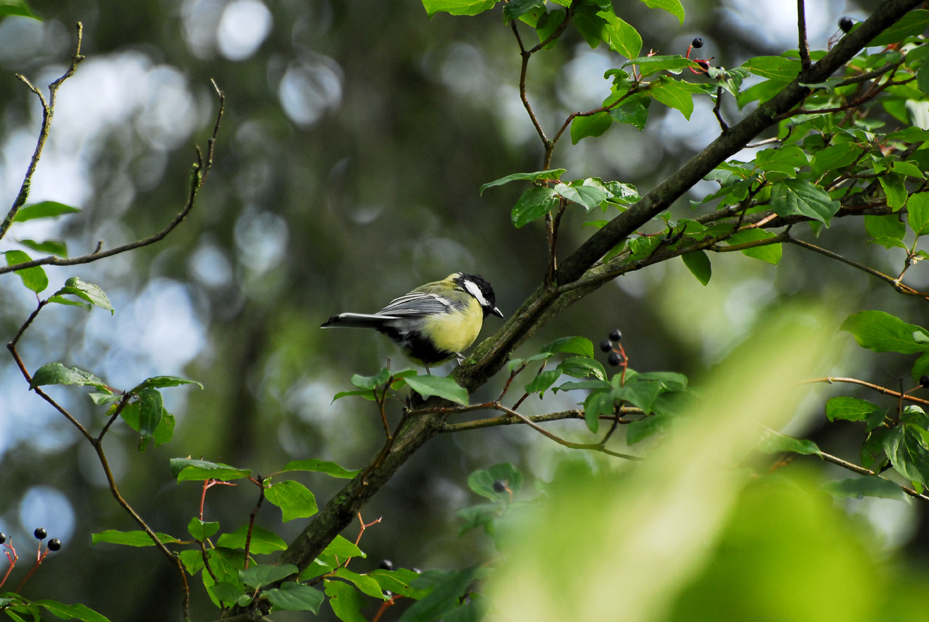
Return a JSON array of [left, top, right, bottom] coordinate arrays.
[[53, 277, 114, 314], [29, 363, 108, 391], [826, 396, 884, 422], [4, 249, 48, 293], [265, 480, 318, 521], [170, 458, 251, 482], [681, 250, 711, 285], [264, 582, 325, 612], [402, 374, 468, 405], [131, 375, 203, 391], [542, 336, 594, 357], [12, 201, 80, 222], [351, 368, 390, 390], [422, 0, 497, 18], [557, 356, 606, 381], [34, 601, 110, 622], [280, 459, 361, 479], [91, 530, 182, 547], [822, 476, 907, 501], [334, 567, 389, 600], [479, 169, 566, 194], [501, 0, 544, 22], [841, 310, 929, 354], [240, 564, 298, 589], [217, 524, 288, 553], [18, 239, 67, 256]]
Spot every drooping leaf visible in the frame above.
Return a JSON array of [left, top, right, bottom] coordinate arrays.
[[479, 169, 566, 194], [265, 582, 325, 612], [826, 396, 884, 423], [280, 459, 361, 479], [742, 56, 801, 81], [727, 229, 782, 265], [91, 530, 182, 547], [53, 277, 114, 314], [170, 458, 251, 482], [4, 249, 47, 293], [638, 0, 684, 23], [240, 564, 298, 589], [511, 186, 560, 228], [422, 0, 497, 17], [907, 193, 929, 236], [570, 111, 613, 144], [131, 375, 203, 391], [681, 250, 711, 285], [217, 524, 288, 554], [325, 579, 367, 621], [34, 601, 110, 622], [18, 239, 67, 256], [334, 567, 389, 600], [188, 518, 220, 541], [12, 201, 80, 222], [29, 363, 108, 391], [542, 336, 594, 357]]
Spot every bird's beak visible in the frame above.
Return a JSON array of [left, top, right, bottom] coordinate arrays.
[[492, 306, 504, 318]]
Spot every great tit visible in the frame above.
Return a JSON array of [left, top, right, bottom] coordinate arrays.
[[321, 273, 504, 370]]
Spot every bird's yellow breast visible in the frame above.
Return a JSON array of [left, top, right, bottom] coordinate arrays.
[[421, 296, 483, 354]]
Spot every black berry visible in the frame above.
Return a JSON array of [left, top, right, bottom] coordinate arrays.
[[696, 60, 710, 70], [691, 37, 704, 49], [493, 479, 507, 493], [608, 352, 622, 367], [609, 329, 622, 342], [920, 375, 929, 388], [34, 527, 47, 540], [47, 538, 61, 552], [379, 559, 394, 571], [838, 17, 853, 33], [599, 340, 612, 353], [0, 533, 6, 544]]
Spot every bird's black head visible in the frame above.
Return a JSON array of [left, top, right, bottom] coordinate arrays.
[[456, 273, 504, 319]]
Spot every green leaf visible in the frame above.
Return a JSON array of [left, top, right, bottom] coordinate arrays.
[[334, 568, 388, 600], [501, 0, 544, 22], [638, 0, 684, 22], [12, 201, 80, 222], [868, 9, 929, 46], [597, 8, 641, 59], [570, 112, 613, 144], [35, 601, 110, 622], [479, 169, 565, 194], [325, 579, 367, 622], [755, 146, 809, 175], [170, 458, 251, 482], [18, 239, 67, 256], [822, 476, 908, 501], [626, 413, 671, 445], [648, 77, 698, 119], [370, 568, 432, 599], [468, 463, 523, 500], [511, 186, 560, 228], [583, 390, 615, 433], [770, 179, 839, 225], [400, 568, 479, 622], [91, 530, 181, 547], [188, 518, 220, 541], [525, 369, 562, 395], [265, 480, 318, 522], [811, 143, 862, 178], [210, 581, 245, 606], [240, 564, 298, 589], [826, 396, 884, 423], [841, 310, 929, 354], [727, 229, 782, 265], [4, 250, 47, 293], [755, 432, 822, 456], [280, 459, 361, 479], [403, 374, 468, 405], [884, 426, 929, 486], [554, 180, 609, 210], [542, 336, 594, 358], [879, 172, 908, 210], [622, 55, 698, 76], [52, 277, 114, 314], [742, 56, 801, 81], [609, 95, 650, 130], [681, 250, 711, 285], [47, 295, 92, 311], [265, 582, 325, 612], [132, 375, 203, 391], [614, 378, 663, 415], [912, 351, 929, 385], [136, 388, 163, 438], [557, 356, 606, 381], [350, 368, 390, 390], [422, 0, 497, 17], [908, 193, 929, 236], [865, 214, 906, 244], [29, 363, 108, 391], [217, 524, 288, 554]]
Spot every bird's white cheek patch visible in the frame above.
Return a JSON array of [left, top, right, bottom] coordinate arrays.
[[463, 279, 489, 307]]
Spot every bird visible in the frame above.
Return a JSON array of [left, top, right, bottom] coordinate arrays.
[[321, 273, 504, 371]]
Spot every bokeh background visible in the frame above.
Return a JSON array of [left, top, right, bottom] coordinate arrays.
[[1, 0, 926, 619]]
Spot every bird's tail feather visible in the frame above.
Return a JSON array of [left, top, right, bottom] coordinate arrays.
[[321, 313, 397, 329]]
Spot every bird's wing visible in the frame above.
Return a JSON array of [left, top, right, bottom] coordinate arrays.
[[378, 292, 453, 317]]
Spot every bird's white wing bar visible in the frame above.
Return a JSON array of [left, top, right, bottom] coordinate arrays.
[[379, 292, 454, 317]]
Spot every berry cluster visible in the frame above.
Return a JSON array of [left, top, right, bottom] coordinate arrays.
[[599, 329, 626, 368], [685, 37, 712, 73], [0, 526, 63, 591]]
